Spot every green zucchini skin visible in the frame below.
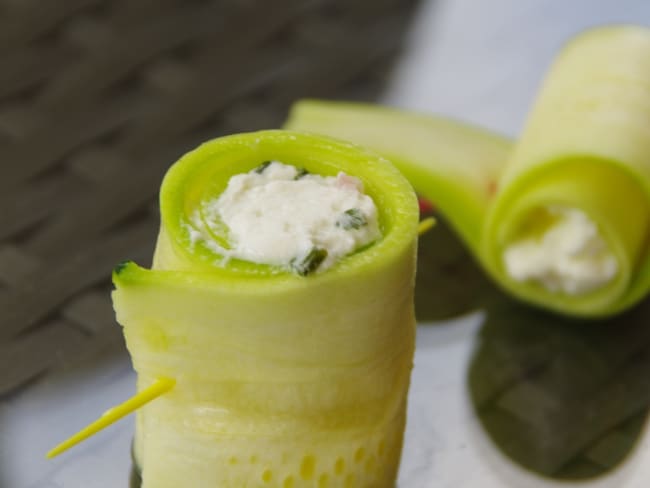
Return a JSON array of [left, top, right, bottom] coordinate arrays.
[[285, 26, 650, 318], [112, 131, 419, 487]]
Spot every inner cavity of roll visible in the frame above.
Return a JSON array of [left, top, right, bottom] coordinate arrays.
[[503, 205, 618, 294], [187, 161, 382, 275]]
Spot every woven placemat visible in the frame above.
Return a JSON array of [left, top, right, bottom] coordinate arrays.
[[0, 0, 420, 396]]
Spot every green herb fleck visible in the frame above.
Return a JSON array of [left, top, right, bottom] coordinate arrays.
[[294, 168, 309, 179], [254, 161, 272, 174], [336, 208, 367, 230], [290, 248, 328, 276], [113, 260, 130, 275]]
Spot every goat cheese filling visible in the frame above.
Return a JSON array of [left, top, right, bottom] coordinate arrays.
[[190, 161, 381, 275], [503, 206, 618, 294]]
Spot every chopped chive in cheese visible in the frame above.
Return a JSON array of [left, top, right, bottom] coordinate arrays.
[[290, 247, 329, 276], [189, 161, 381, 274], [337, 208, 367, 230], [254, 161, 272, 174]]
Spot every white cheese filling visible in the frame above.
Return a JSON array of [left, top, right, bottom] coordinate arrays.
[[190, 161, 381, 274], [503, 206, 618, 294]]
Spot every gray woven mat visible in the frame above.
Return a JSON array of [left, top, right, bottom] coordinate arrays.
[[0, 0, 419, 396]]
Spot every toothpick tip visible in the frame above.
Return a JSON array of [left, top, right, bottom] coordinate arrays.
[[418, 216, 436, 236]]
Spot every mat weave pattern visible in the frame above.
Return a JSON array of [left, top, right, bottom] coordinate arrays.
[[0, 0, 418, 395]]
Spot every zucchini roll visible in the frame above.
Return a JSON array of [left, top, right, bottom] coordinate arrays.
[[285, 26, 650, 318], [112, 131, 419, 487]]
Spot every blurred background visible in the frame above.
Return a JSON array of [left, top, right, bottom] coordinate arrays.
[[1, 0, 650, 487]]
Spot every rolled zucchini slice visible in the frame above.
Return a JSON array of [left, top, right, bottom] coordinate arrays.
[[112, 131, 419, 487], [285, 26, 650, 318]]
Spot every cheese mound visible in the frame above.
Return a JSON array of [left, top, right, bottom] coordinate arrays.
[[503, 206, 618, 294], [194, 161, 381, 274]]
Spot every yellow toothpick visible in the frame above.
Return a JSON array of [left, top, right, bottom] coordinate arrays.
[[46, 377, 176, 459], [418, 217, 436, 236]]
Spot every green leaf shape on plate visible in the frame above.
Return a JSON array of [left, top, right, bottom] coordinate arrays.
[[414, 210, 497, 322], [468, 296, 650, 480]]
